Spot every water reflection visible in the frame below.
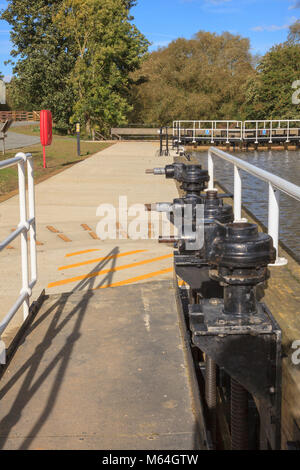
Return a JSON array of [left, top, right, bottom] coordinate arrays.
[[194, 149, 300, 259]]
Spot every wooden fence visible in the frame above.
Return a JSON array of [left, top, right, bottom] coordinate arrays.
[[0, 111, 40, 123]]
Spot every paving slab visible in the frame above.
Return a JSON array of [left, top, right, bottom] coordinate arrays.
[[0, 281, 200, 450], [0, 142, 177, 341]]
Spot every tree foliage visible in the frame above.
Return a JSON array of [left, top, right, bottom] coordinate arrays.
[[129, 31, 255, 125], [53, 0, 148, 134], [2, 0, 148, 134], [288, 19, 300, 44], [1, 0, 76, 131], [243, 42, 300, 119]]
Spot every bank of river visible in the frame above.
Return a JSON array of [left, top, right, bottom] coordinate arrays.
[[194, 149, 300, 259]]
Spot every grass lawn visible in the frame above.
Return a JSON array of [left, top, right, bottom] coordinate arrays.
[[8, 124, 41, 136], [0, 135, 113, 200]]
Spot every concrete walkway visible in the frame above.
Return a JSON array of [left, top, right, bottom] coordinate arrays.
[[0, 142, 177, 342], [0, 142, 202, 450], [0, 281, 200, 450]]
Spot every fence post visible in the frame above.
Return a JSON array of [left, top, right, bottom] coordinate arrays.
[[268, 183, 287, 266], [208, 150, 214, 190], [233, 165, 247, 223], [166, 127, 169, 155], [159, 127, 163, 156], [27, 156, 37, 288], [18, 159, 29, 320]]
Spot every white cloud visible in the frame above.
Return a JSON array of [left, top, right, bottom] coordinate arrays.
[[251, 16, 297, 32], [289, 1, 300, 9]]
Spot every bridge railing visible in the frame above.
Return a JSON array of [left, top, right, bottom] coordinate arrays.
[[173, 121, 243, 143], [0, 153, 37, 340], [207, 146, 300, 266], [243, 120, 300, 143]]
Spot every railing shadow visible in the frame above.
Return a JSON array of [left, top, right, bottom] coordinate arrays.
[[0, 246, 120, 449]]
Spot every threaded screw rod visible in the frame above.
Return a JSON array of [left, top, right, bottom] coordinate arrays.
[[205, 356, 217, 446], [231, 378, 249, 450]]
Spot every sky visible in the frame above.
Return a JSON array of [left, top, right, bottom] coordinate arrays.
[[0, 0, 299, 81]]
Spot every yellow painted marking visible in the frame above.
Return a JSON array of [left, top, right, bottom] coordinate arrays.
[[81, 224, 92, 231], [89, 231, 100, 240], [93, 267, 174, 290], [48, 253, 173, 288], [59, 249, 147, 271], [47, 226, 60, 233], [58, 234, 72, 243], [65, 249, 101, 258]]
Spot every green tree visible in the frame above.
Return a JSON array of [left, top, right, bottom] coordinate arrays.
[[54, 0, 148, 135], [2, 0, 147, 133], [129, 31, 255, 125], [1, 0, 77, 131], [243, 42, 300, 119]]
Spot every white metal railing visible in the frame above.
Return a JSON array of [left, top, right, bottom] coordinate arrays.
[[173, 121, 243, 144], [207, 147, 300, 266], [243, 120, 300, 144], [0, 152, 37, 339], [173, 120, 300, 144]]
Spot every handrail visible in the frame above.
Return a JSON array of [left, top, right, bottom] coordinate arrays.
[[172, 119, 300, 144], [0, 152, 37, 340], [207, 147, 300, 266], [173, 120, 243, 144], [243, 120, 300, 143]]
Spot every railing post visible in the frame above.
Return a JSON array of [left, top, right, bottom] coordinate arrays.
[[286, 120, 290, 143], [269, 121, 273, 144], [255, 121, 258, 144], [193, 121, 196, 143], [18, 159, 29, 319], [211, 121, 214, 144], [226, 121, 229, 144], [166, 127, 169, 155], [208, 150, 214, 190], [268, 183, 287, 266], [159, 127, 163, 156], [234, 165, 243, 222], [27, 157, 37, 288]]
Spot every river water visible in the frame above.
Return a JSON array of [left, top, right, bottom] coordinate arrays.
[[194, 149, 300, 260]]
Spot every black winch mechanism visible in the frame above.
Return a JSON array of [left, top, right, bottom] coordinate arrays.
[[146, 161, 282, 450]]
